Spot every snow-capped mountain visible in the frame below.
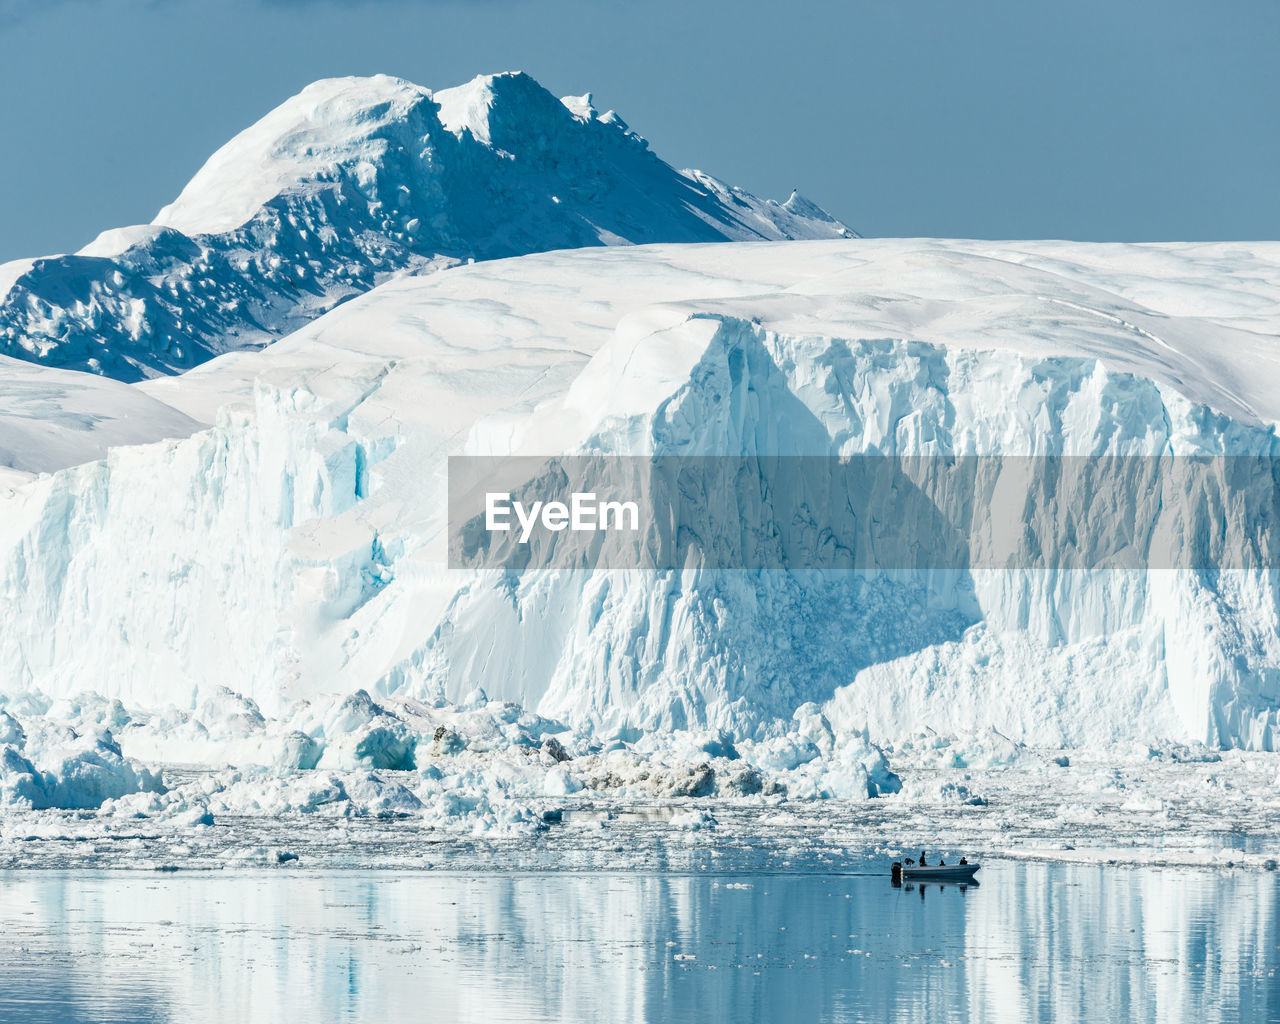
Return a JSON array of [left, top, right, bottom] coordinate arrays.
[[0, 72, 853, 382], [4, 235, 1280, 751]]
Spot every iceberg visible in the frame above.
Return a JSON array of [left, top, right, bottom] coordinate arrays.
[[3, 238, 1280, 756]]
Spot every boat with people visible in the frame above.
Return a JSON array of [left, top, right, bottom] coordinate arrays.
[[891, 851, 980, 885]]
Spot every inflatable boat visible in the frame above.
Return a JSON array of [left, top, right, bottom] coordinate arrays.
[[891, 862, 980, 884]]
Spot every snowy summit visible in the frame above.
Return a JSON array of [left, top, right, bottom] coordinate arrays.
[[0, 72, 853, 382]]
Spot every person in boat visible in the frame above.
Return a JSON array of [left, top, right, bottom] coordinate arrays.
[[959, 857, 968, 865], [918, 850, 928, 866], [939, 856, 946, 866]]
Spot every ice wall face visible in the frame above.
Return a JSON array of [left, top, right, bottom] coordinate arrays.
[[0, 73, 852, 383], [3, 240, 1280, 750], [436, 313, 1280, 748]]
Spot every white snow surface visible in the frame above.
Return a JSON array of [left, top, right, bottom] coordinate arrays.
[[0, 355, 200, 476]]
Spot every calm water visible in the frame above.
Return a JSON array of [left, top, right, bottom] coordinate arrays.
[[0, 862, 1276, 1024]]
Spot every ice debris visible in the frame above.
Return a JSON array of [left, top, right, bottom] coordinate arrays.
[[0, 686, 903, 829], [0, 714, 162, 811]]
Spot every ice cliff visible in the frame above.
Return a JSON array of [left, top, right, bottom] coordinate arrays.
[[3, 238, 1280, 753]]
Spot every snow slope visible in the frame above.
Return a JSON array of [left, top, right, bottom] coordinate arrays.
[[0, 72, 852, 384], [3, 238, 1280, 752], [0, 356, 201, 481]]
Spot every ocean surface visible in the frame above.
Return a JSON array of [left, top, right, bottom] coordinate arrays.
[[1, 861, 1276, 1023]]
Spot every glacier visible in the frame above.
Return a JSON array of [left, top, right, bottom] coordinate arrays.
[[3, 238, 1280, 763]]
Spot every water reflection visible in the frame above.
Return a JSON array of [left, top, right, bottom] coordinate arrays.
[[0, 863, 1275, 1023]]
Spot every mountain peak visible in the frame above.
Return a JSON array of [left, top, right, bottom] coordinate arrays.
[[434, 70, 590, 154], [2, 70, 855, 381], [153, 74, 436, 237], [783, 191, 846, 226], [560, 91, 598, 121]]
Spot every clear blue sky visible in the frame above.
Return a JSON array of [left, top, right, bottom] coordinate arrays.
[[1, 0, 1277, 262]]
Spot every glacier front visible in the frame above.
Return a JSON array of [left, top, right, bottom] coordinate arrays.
[[3, 238, 1280, 755]]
